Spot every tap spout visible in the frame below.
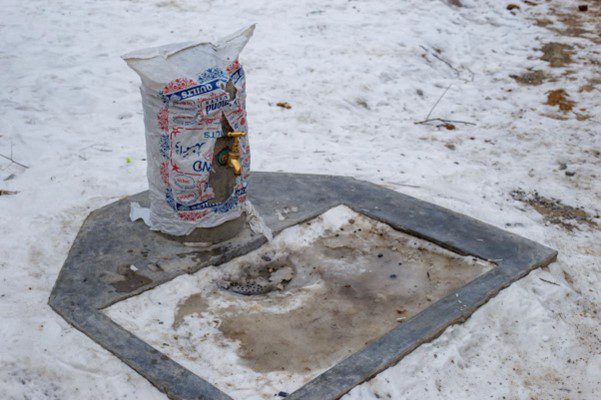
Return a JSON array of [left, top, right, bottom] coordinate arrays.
[[226, 131, 246, 176], [227, 157, 242, 176]]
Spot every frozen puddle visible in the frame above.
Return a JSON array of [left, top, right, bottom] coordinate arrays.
[[104, 206, 495, 399]]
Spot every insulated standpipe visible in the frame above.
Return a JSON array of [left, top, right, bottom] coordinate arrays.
[[123, 26, 255, 241]]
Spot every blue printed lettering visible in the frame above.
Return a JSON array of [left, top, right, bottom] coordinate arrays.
[[192, 160, 211, 172]]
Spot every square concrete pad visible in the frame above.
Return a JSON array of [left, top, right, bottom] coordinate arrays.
[[49, 172, 557, 400], [105, 206, 496, 399]]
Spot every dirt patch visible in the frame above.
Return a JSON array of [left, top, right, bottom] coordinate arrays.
[[574, 111, 591, 121], [579, 77, 601, 93], [110, 264, 153, 293], [554, 12, 589, 37], [584, 148, 601, 159], [535, 18, 553, 27], [445, 0, 463, 7], [545, 89, 576, 111], [173, 293, 208, 329], [110, 271, 152, 293], [549, 4, 601, 43], [532, 1, 601, 44], [510, 70, 546, 86], [540, 43, 573, 67], [173, 210, 495, 374], [511, 189, 597, 231]]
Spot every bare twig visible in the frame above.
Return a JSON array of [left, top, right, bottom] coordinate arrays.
[[420, 45, 474, 82], [0, 153, 29, 169], [420, 45, 460, 74], [415, 117, 476, 126], [425, 84, 452, 121], [415, 85, 476, 126], [4, 173, 16, 181], [80, 143, 112, 152], [539, 277, 560, 286], [464, 66, 475, 82]]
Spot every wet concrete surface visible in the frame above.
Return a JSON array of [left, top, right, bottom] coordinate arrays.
[[66, 173, 555, 400], [111, 264, 154, 293], [172, 209, 495, 375]]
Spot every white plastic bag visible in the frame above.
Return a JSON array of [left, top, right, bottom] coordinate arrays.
[[123, 26, 254, 236]]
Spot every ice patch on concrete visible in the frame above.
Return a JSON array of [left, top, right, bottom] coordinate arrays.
[[105, 205, 494, 399]]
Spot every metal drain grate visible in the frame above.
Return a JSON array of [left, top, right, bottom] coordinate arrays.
[[222, 281, 273, 296], [217, 256, 295, 296]]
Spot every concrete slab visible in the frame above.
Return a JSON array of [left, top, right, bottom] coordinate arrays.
[[104, 206, 498, 399], [49, 172, 557, 400]]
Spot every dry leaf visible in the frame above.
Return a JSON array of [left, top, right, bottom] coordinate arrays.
[[276, 102, 292, 109]]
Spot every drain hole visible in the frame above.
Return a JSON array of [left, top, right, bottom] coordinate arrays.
[[225, 281, 272, 296], [217, 256, 295, 296]]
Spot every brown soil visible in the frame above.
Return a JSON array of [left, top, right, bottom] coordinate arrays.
[[535, 2, 601, 45], [510, 70, 547, 86], [549, 4, 601, 43], [535, 18, 553, 28], [511, 189, 597, 231], [545, 89, 576, 111], [540, 43, 574, 67], [579, 77, 601, 93], [446, 0, 463, 7]]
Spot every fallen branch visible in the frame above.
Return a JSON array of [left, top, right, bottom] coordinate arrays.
[[539, 277, 560, 286], [420, 45, 474, 82], [414, 84, 476, 126], [425, 84, 452, 121], [415, 117, 476, 126], [0, 153, 29, 169], [420, 45, 460, 74]]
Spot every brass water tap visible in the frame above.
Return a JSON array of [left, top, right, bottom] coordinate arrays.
[[226, 131, 246, 176]]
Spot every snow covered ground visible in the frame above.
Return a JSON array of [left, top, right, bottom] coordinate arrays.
[[1, 0, 599, 399]]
